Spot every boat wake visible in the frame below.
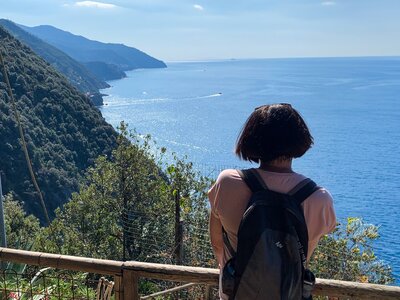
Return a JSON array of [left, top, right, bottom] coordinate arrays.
[[196, 93, 222, 99], [103, 93, 222, 107]]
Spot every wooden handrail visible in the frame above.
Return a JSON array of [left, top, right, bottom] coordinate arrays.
[[314, 278, 400, 299], [0, 247, 399, 299], [141, 283, 197, 299], [0, 247, 122, 275], [123, 260, 218, 284]]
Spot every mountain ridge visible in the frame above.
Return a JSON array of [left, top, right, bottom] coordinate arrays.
[[1, 20, 167, 105], [21, 24, 167, 72], [0, 19, 109, 105]]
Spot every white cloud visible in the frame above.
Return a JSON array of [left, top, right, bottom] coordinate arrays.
[[193, 4, 204, 11], [74, 1, 117, 9], [321, 1, 336, 5]]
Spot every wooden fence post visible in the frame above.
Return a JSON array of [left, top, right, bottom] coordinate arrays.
[[174, 190, 183, 265], [205, 284, 213, 300], [114, 274, 123, 300], [123, 269, 139, 300]]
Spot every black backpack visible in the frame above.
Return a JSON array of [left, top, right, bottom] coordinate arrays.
[[221, 168, 319, 300]]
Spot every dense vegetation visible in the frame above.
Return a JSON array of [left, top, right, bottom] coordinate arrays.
[[0, 26, 117, 221], [309, 217, 393, 284], [0, 19, 109, 105], [37, 124, 211, 266], [22, 24, 167, 80]]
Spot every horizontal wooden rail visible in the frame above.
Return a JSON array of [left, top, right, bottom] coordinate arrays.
[[314, 278, 400, 299], [0, 247, 123, 275], [141, 282, 197, 299], [123, 260, 218, 284], [0, 247, 399, 299]]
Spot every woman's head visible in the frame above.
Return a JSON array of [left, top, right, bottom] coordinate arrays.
[[235, 103, 313, 163]]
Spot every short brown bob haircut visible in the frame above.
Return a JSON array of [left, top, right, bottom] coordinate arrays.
[[235, 103, 313, 163]]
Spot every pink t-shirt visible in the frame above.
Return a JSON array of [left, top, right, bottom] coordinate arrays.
[[208, 169, 336, 299]]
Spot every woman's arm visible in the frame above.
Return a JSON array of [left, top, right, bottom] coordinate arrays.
[[303, 188, 336, 259], [209, 210, 224, 267]]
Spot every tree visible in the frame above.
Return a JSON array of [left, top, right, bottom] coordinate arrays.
[[163, 154, 213, 267], [3, 193, 41, 250], [36, 123, 212, 267], [309, 217, 394, 284]]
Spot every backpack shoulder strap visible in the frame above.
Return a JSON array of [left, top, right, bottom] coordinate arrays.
[[221, 169, 268, 257], [288, 178, 320, 269], [237, 168, 268, 192], [289, 178, 320, 206], [222, 226, 236, 257]]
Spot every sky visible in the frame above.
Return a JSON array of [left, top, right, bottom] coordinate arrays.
[[2, 0, 400, 61]]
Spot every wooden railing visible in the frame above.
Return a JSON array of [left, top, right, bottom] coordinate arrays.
[[0, 247, 399, 299]]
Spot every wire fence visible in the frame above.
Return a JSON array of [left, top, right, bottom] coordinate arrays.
[[0, 265, 218, 300], [120, 208, 215, 267], [0, 267, 111, 300], [118, 204, 387, 284]]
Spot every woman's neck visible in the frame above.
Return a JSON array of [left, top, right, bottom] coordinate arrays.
[[259, 159, 293, 173]]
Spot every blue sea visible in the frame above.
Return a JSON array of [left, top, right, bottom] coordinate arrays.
[[100, 57, 400, 281]]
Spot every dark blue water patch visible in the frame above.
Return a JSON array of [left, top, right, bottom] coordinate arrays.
[[100, 57, 400, 282]]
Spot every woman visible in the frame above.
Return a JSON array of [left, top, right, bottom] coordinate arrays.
[[208, 103, 336, 299]]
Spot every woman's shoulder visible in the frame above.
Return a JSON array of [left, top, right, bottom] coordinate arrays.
[[214, 169, 248, 188], [309, 186, 334, 203], [208, 169, 251, 213], [303, 186, 336, 238], [216, 169, 241, 182], [303, 186, 335, 221]]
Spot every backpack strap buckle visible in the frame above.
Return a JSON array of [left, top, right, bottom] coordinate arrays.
[[302, 269, 316, 300]]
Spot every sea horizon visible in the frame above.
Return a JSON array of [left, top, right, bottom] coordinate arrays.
[[165, 55, 400, 64]]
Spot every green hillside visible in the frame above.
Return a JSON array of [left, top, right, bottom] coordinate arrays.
[[0, 19, 109, 106], [0, 26, 117, 221]]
